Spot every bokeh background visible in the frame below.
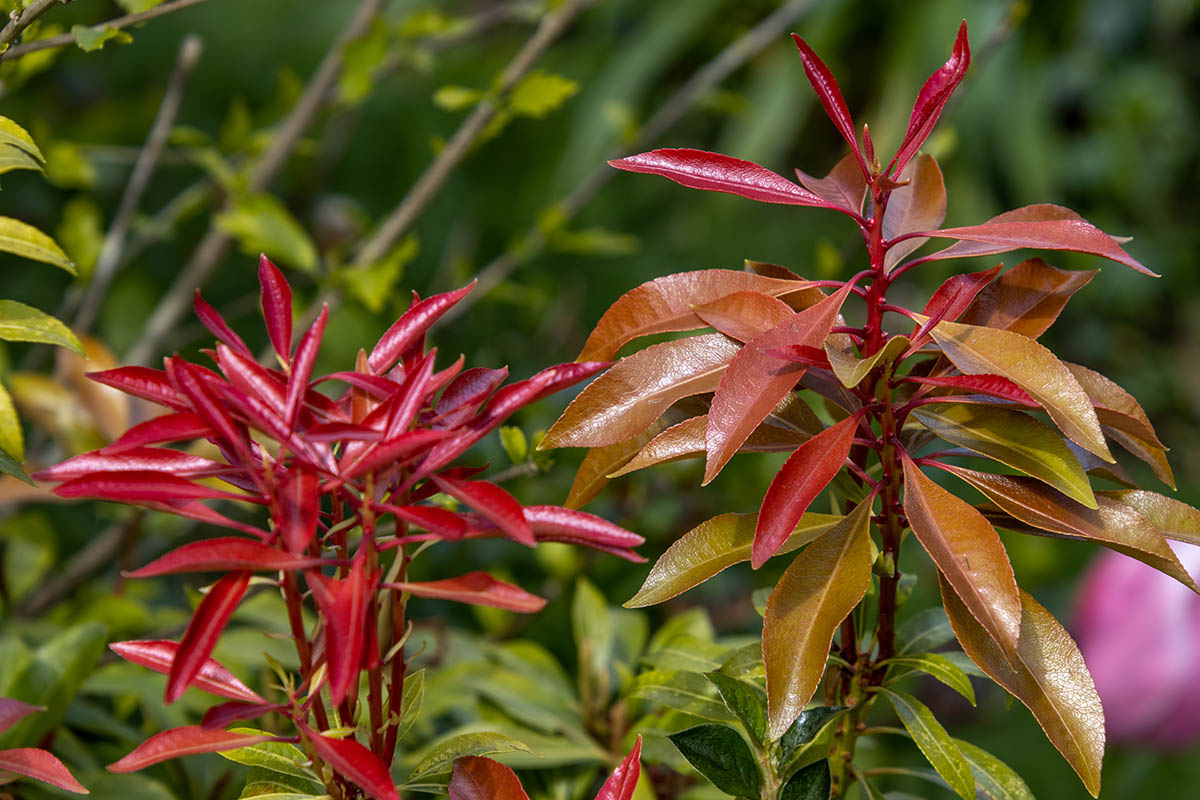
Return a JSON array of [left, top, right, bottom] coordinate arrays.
[[1, 0, 1198, 797]]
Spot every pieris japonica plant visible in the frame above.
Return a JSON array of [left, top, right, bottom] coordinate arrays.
[[542, 21, 1200, 799], [34, 256, 646, 800]]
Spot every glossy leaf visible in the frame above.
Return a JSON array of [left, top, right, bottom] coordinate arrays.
[[825, 335, 909, 390], [779, 758, 831, 800], [904, 374, 1036, 407], [791, 34, 861, 166], [544, 333, 740, 448], [954, 738, 1035, 800], [941, 578, 1104, 796], [896, 607, 955, 657], [890, 21, 970, 175], [257, 255, 293, 360], [431, 475, 534, 546], [610, 148, 833, 208], [754, 414, 859, 567], [0, 216, 75, 273], [0, 300, 84, 353], [102, 412, 211, 451], [924, 318, 1112, 460], [913, 264, 1004, 349], [108, 726, 278, 772], [795, 152, 867, 216], [285, 306, 327, 428], [595, 736, 643, 800], [216, 729, 319, 783], [299, 723, 399, 800], [565, 418, 674, 509], [910, 403, 1095, 507], [435, 366, 508, 427], [34, 447, 231, 481], [705, 672, 767, 746], [886, 653, 975, 705], [0, 747, 88, 793], [126, 538, 324, 577], [200, 700, 286, 730], [51, 470, 257, 505], [110, 640, 265, 703], [447, 756, 529, 800], [668, 724, 761, 799], [692, 290, 795, 343], [1102, 490, 1200, 547], [577, 268, 818, 361], [193, 291, 253, 357], [308, 559, 373, 706], [625, 512, 840, 607], [386, 572, 545, 613], [275, 469, 319, 554], [883, 155, 946, 269], [628, 670, 734, 722], [0, 699, 41, 735], [166, 570, 251, 703], [901, 453, 1021, 649], [959, 258, 1094, 338], [879, 688, 973, 800], [764, 499, 872, 738], [407, 732, 533, 783], [610, 413, 808, 477], [778, 706, 848, 768], [0, 117, 44, 160], [87, 366, 187, 410]]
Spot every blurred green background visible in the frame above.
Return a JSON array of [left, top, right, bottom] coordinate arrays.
[[1, 0, 1197, 797]]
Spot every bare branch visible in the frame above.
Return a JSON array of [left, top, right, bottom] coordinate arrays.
[[0, 0, 70, 52], [1, 0, 210, 62]]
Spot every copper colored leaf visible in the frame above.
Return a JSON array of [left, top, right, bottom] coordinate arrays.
[[577, 268, 818, 361], [594, 736, 643, 800], [883, 155, 946, 270], [299, 723, 399, 800], [107, 726, 278, 773], [626, 511, 840, 608], [0, 747, 88, 793], [924, 318, 1112, 461], [913, 264, 1004, 350], [764, 498, 872, 739], [110, 640, 266, 703], [166, 570, 251, 703], [940, 578, 1104, 796], [386, 572, 546, 613], [431, 475, 533, 546], [890, 21, 970, 175], [692, 290, 795, 343], [565, 417, 676, 509], [959, 259, 1095, 338], [795, 152, 868, 216], [754, 414, 859, 568], [258, 255, 293, 361], [901, 453, 1021, 649], [126, 538, 324, 577], [610, 413, 808, 478], [448, 756, 530, 800], [790, 35, 862, 167], [544, 334, 741, 449], [1101, 490, 1200, 547]]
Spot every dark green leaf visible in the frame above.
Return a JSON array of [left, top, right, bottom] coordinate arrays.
[[780, 758, 831, 800], [705, 672, 767, 746], [668, 724, 762, 799], [776, 706, 847, 775]]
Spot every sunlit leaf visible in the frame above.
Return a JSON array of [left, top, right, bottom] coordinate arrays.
[[959, 258, 1094, 338], [692, 289, 795, 343], [954, 738, 1035, 800], [1101, 490, 1200, 547], [0, 218, 74, 273], [216, 194, 317, 273], [795, 152, 867, 216], [407, 732, 533, 783], [0, 747, 88, 793], [609, 413, 809, 478], [0, 117, 44, 161], [108, 727, 279, 773], [885, 653, 975, 705], [825, 335, 909, 390], [883, 155, 945, 269], [447, 756, 529, 800], [878, 688, 973, 800]]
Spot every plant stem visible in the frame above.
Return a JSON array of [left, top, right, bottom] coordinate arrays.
[[1, 0, 210, 62]]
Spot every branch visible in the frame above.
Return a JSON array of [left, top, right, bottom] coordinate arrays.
[[0, 0, 209, 62], [436, 0, 820, 328], [72, 34, 204, 334], [0, 0, 69, 52], [124, 0, 389, 366]]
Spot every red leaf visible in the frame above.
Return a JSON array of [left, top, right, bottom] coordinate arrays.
[[166, 571, 252, 703], [0, 699, 41, 734], [410, 466, 487, 502], [594, 736, 643, 800], [379, 503, 469, 539], [305, 421, 383, 443], [482, 362, 609, 423], [343, 429, 449, 478], [448, 756, 530, 800], [35, 447, 231, 483], [918, 264, 1002, 324], [111, 640, 265, 703], [276, 469, 320, 554], [0, 747, 88, 793], [905, 374, 1038, 407], [524, 505, 644, 551], [753, 414, 859, 568], [386, 572, 546, 613], [194, 291, 253, 358], [763, 344, 833, 369], [298, 723, 398, 800], [108, 726, 277, 773], [795, 152, 868, 217], [368, 283, 475, 374], [52, 470, 259, 505], [384, 350, 437, 439], [890, 21, 970, 176], [285, 306, 328, 429], [308, 558, 374, 706], [610, 148, 833, 208], [166, 357, 254, 464], [216, 344, 287, 409], [102, 412, 212, 452], [790, 35, 863, 169], [87, 366, 186, 410], [200, 701, 287, 730], [126, 538, 324, 577], [259, 255, 293, 361], [434, 367, 509, 428], [432, 475, 534, 546], [137, 499, 267, 539], [317, 371, 401, 399]]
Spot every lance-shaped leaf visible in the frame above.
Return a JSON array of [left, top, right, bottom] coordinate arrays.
[[544, 334, 740, 449], [610, 414, 809, 478], [0, 747, 88, 793], [298, 723, 399, 800], [200, 701, 287, 730], [284, 305, 327, 428], [258, 255, 293, 361], [918, 263, 1003, 331], [166, 570, 251, 703], [0, 299, 84, 354], [275, 468, 319, 553], [940, 466, 1199, 593], [706, 673, 768, 746], [0, 216, 75, 272], [87, 366, 186, 410], [386, 572, 546, 613], [0, 699, 42, 734], [448, 756, 530, 800], [1101, 490, 1200, 547], [382, 503, 469, 539], [901, 453, 1021, 649], [764, 499, 872, 739], [922, 318, 1112, 460], [904, 374, 1036, 407], [108, 726, 278, 772], [595, 736, 643, 800], [791, 35, 862, 168], [565, 414, 679, 509], [127, 538, 324, 577], [193, 291, 252, 358], [795, 151, 867, 216], [369, 283, 475, 374], [343, 429, 448, 478], [940, 577, 1104, 797], [610, 148, 834, 208], [520, 505, 643, 553], [431, 474, 533, 546], [110, 640, 266, 703], [434, 366, 508, 428], [308, 558, 373, 706], [51, 470, 260, 505], [884, 652, 975, 705], [626, 511, 840, 607], [917, 204, 1153, 276], [707, 283, 852, 484], [825, 335, 909, 390], [692, 290, 795, 343], [754, 414, 859, 568], [878, 688, 973, 800], [35, 447, 232, 481], [910, 404, 1095, 507], [577, 269, 819, 361], [668, 724, 761, 799], [166, 357, 255, 464], [883, 155, 946, 269], [959, 259, 1094, 338], [102, 412, 212, 452], [954, 738, 1036, 800], [890, 21, 970, 176]]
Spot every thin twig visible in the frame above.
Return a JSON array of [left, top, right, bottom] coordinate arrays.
[[437, 0, 819, 328], [0, 0, 69, 51], [0, 0, 210, 62], [351, 0, 598, 269], [72, 34, 203, 334], [125, 0, 389, 366]]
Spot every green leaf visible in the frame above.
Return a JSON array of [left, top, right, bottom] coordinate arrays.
[[218, 729, 320, 784], [0, 299, 84, 353], [215, 193, 318, 273], [825, 335, 909, 389], [627, 669, 734, 722], [572, 578, 614, 694], [0, 443, 31, 483], [115, 0, 166, 12], [71, 24, 133, 52], [508, 71, 579, 118], [44, 141, 97, 189], [339, 17, 389, 104], [406, 731, 533, 782], [0, 143, 43, 177], [0, 380, 24, 463], [896, 607, 955, 656], [878, 688, 973, 800], [954, 739, 1035, 800], [395, 668, 424, 743], [340, 235, 417, 313], [704, 672, 767, 747], [625, 511, 841, 607], [56, 195, 104, 280], [499, 426, 528, 464], [911, 403, 1094, 508], [433, 85, 484, 112], [0, 116, 44, 161], [668, 724, 761, 799], [885, 653, 975, 705], [0, 216, 75, 273], [780, 758, 832, 800], [776, 706, 847, 775]]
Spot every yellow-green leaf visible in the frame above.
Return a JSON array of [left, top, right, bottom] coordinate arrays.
[[764, 498, 872, 739], [340, 235, 417, 313], [407, 731, 533, 782], [215, 193, 318, 273], [509, 71, 579, 118], [825, 335, 909, 389], [0, 381, 23, 462], [1099, 490, 1200, 548], [878, 687, 973, 800], [911, 403, 1095, 508], [923, 318, 1111, 461], [954, 738, 1035, 800], [0, 300, 84, 354], [0, 143, 43, 178], [885, 653, 975, 706], [433, 85, 484, 112], [565, 413, 681, 509], [625, 511, 841, 608], [71, 24, 133, 53], [0, 116, 44, 161], [56, 196, 103, 281], [0, 217, 75, 274]]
